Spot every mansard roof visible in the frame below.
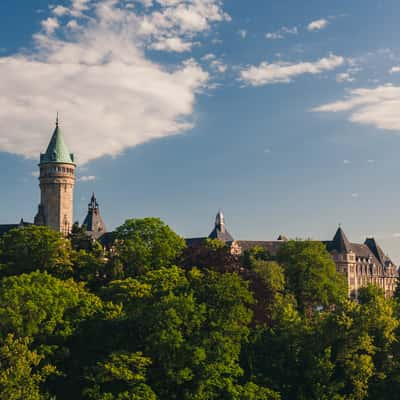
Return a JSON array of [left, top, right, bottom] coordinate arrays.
[[40, 117, 74, 165]]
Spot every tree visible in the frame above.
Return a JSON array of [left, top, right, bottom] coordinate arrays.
[[112, 218, 186, 277], [0, 226, 73, 279], [96, 266, 277, 400], [182, 238, 241, 273], [69, 223, 96, 252], [0, 334, 57, 400], [84, 351, 156, 400], [277, 240, 347, 313], [0, 271, 102, 340]]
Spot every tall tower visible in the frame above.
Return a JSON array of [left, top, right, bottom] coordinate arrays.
[[34, 116, 76, 235]]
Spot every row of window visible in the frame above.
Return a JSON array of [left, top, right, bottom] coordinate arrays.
[[41, 166, 74, 175]]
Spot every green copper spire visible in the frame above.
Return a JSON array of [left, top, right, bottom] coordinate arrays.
[[40, 115, 75, 165]]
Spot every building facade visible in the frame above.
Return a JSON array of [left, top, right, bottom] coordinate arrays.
[[187, 211, 399, 298]]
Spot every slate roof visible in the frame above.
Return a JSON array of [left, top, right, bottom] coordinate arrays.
[[40, 117, 74, 165], [208, 210, 234, 242], [82, 193, 107, 240], [323, 227, 396, 270], [0, 220, 33, 236], [208, 227, 234, 242], [329, 227, 352, 254]]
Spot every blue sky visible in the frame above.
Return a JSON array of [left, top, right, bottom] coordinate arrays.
[[2, 0, 400, 261]]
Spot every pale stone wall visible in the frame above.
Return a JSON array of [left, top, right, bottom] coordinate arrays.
[[36, 163, 75, 235]]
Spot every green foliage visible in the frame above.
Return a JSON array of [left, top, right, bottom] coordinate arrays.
[[0, 334, 57, 400], [277, 240, 347, 313], [182, 238, 241, 273], [84, 352, 156, 400], [0, 271, 102, 339], [0, 226, 73, 279], [0, 219, 399, 400], [112, 218, 186, 276]]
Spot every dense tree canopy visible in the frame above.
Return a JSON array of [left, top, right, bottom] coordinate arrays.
[[0, 222, 398, 400], [112, 218, 186, 277]]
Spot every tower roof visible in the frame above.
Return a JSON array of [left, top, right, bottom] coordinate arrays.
[[331, 226, 352, 253], [82, 193, 107, 239], [40, 116, 74, 165], [208, 210, 234, 242]]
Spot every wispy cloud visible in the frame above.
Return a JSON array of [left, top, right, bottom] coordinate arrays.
[[240, 54, 344, 86], [336, 73, 354, 83], [390, 66, 400, 74], [0, 0, 231, 164], [78, 175, 97, 182], [238, 29, 247, 39], [313, 84, 400, 132], [265, 26, 298, 40], [307, 18, 329, 32]]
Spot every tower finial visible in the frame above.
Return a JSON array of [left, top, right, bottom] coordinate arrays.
[[56, 112, 59, 127]]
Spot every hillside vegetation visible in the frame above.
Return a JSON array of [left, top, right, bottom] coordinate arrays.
[[0, 219, 398, 400]]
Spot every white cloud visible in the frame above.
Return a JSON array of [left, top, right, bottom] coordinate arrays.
[[343, 159, 351, 164], [0, 0, 231, 164], [52, 5, 70, 16], [41, 17, 60, 34], [307, 18, 329, 32], [238, 29, 247, 39], [78, 175, 97, 182], [210, 59, 227, 73], [150, 37, 193, 52], [240, 54, 344, 86], [265, 25, 298, 40], [390, 66, 400, 74], [265, 32, 283, 40], [336, 72, 354, 83], [66, 19, 79, 29], [313, 84, 400, 132], [351, 193, 359, 198]]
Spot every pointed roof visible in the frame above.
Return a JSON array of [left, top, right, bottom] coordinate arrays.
[[82, 193, 107, 239], [40, 115, 75, 165], [208, 210, 234, 242], [331, 227, 352, 253], [364, 238, 393, 266]]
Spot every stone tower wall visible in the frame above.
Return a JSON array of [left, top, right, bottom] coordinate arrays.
[[37, 163, 75, 235]]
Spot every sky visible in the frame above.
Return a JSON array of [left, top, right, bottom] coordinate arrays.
[[2, 0, 400, 261]]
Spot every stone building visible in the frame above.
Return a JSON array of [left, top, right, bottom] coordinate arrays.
[[187, 211, 399, 298], [0, 118, 107, 240], [34, 116, 76, 235], [0, 119, 397, 297]]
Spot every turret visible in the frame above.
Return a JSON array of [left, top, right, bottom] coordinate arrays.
[[34, 115, 75, 235], [208, 209, 234, 242], [82, 193, 107, 239]]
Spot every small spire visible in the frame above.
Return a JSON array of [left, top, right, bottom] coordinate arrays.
[[89, 193, 98, 211], [215, 209, 225, 233], [56, 112, 59, 128]]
